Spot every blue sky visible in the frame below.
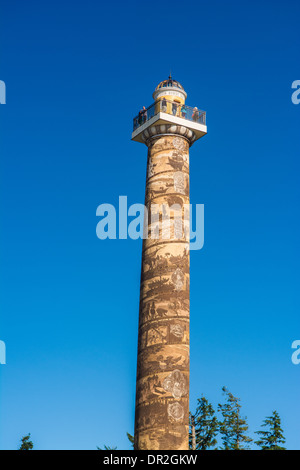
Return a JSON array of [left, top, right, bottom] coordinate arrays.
[[0, 0, 299, 450]]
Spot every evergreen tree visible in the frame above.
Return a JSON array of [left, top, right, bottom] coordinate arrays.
[[126, 432, 134, 449], [218, 386, 252, 450], [255, 411, 286, 450], [19, 434, 33, 450], [189, 397, 218, 450], [97, 445, 117, 450]]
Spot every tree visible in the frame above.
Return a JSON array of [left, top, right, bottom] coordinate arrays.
[[127, 432, 134, 449], [189, 396, 218, 450], [218, 386, 252, 450], [255, 411, 286, 450], [19, 434, 33, 450], [97, 445, 117, 450]]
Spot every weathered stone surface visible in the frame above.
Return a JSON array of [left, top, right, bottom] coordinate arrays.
[[134, 133, 192, 450]]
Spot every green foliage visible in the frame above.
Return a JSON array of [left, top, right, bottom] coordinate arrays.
[[254, 411, 286, 450], [97, 445, 118, 450], [127, 432, 134, 449], [189, 397, 218, 450], [19, 434, 33, 450], [97, 394, 286, 451], [218, 386, 253, 450], [23, 390, 286, 451]]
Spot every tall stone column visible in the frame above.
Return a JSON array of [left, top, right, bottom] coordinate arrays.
[[134, 125, 195, 450]]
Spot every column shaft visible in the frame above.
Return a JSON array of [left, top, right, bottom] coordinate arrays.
[[134, 132, 190, 450]]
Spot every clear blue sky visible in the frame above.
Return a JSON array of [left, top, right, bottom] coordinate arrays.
[[0, 0, 299, 450]]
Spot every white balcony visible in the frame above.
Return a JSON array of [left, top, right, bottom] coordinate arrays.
[[132, 99, 207, 144]]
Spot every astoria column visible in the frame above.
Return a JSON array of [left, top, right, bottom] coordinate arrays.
[[131, 77, 207, 450]]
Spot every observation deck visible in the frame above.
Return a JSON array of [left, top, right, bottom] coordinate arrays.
[[132, 98, 207, 144]]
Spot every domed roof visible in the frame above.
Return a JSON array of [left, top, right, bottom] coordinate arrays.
[[155, 75, 185, 91]]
